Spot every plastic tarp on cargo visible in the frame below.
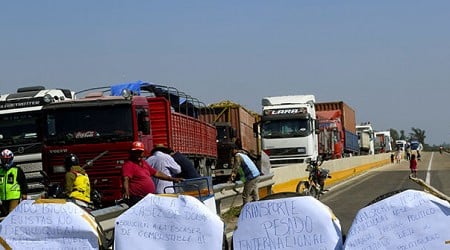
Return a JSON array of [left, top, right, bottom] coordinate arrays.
[[0, 199, 99, 249], [111, 80, 146, 96]]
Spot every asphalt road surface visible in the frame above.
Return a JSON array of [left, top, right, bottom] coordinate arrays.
[[320, 151, 450, 236]]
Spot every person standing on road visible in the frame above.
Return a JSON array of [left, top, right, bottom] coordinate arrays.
[[146, 145, 182, 194], [409, 154, 418, 177], [0, 149, 27, 216], [122, 141, 183, 206], [169, 149, 201, 179], [395, 149, 402, 164], [64, 153, 91, 205], [230, 146, 261, 205]]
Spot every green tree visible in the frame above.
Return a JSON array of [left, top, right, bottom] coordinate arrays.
[[400, 130, 406, 140], [409, 127, 426, 145], [390, 128, 399, 142]]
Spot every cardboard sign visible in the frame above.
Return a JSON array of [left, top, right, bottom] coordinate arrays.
[[0, 199, 99, 249], [114, 194, 224, 250], [344, 189, 450, 249], [233, 196, 343, 250]]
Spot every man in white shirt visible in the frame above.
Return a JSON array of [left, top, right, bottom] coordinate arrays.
[[146, 145, 182, 194]]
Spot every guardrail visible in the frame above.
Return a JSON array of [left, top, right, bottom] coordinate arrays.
[[213, 173, 275, 215]]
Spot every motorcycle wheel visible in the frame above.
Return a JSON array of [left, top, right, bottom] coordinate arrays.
[[296, 181, 311, 195]]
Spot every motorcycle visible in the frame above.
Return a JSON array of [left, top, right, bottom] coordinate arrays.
[[296, 157, 332, 199], [40, 170, 103, 211]]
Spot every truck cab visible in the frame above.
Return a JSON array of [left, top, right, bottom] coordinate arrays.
[[0, 86, 74, 199], [356, 123, 375, 155], [259, 95, 319, 167]]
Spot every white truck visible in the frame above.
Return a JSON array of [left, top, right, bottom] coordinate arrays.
[[374, 130, 393, 153], [356, 123, 375, 155], [0, 86, 74, 199], [259, 95, 319, 167]]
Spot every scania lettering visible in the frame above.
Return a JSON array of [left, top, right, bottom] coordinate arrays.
[[0, 86, 74, 199], [258, 95, 319, 167]]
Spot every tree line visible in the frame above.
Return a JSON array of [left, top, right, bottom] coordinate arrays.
[[389, 127, 442, 150]]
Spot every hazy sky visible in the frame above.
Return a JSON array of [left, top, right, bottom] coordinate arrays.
[[1, 1, 449, 145]]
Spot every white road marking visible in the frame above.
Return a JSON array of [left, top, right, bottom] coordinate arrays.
[[426, 152, 433, 184]]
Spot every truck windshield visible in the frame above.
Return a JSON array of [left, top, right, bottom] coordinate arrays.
[[44, 106, 133, 145], [0, 112, 40, 146], [261, 119, 311, 138]]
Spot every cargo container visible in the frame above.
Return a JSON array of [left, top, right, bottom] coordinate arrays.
[[315, 101, 359, 158], [199, 101, 259, 183], [41, 81, 217, 205]]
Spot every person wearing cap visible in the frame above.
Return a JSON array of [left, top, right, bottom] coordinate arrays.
[[146, 144, 182, 194], [122, 141, 183, 206], [0, 149, 28, 215], [230, 146, 261, 205]]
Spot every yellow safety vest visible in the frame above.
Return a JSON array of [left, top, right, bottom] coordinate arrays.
[[0, 167, 21, 200], [69, 171, 91, 203]]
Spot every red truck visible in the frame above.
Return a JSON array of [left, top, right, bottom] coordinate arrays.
[[199, 101, 260, 184], [315, 101, 359, 159], [41, 82, 217, 205]]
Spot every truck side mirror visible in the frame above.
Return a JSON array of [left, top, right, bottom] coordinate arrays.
[[314, 119, 320, 134]]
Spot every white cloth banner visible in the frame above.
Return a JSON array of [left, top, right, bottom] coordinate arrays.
[[114, 194, 224, 250], [344, 189, 450, 249], [0, 199, 99, 249], [233, 196, 343, 250]]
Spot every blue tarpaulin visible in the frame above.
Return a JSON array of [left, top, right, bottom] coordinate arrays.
[[110, 80, 148, 96]]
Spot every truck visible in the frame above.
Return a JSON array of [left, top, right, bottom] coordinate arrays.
[[374, 131, 393, 153], [356, 122, 375, 155], [41, 81, 217, 205], [409, 140, 423, 155], [315, 101, 359, 159], [395, 139, 408, 151], [199, 100, 260, 184], [258, 95, 319, 167], [0, 86, 74, 199]]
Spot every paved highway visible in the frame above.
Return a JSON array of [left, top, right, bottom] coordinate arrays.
[[320, 151, 450, 236]]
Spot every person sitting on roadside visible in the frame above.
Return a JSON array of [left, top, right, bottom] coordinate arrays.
[[64, 153, 91, 206], [122, 141, 183, 206], [0, 149, 27, 216]]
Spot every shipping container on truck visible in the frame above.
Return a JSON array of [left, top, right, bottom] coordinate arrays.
[[315, 101, 359, 157], [41, 81, 217, 205], [0, 86, 75, 199], [199, 100, 260, 184]]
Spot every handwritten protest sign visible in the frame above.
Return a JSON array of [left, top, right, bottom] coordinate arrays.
[[233, 196, 343, 250], [0, 199, 99, 249], [344, 189, 450, 250], [114, 194, 224, 250]]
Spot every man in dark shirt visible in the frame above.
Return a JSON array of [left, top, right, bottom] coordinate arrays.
[[169, 149, 201, 179]]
